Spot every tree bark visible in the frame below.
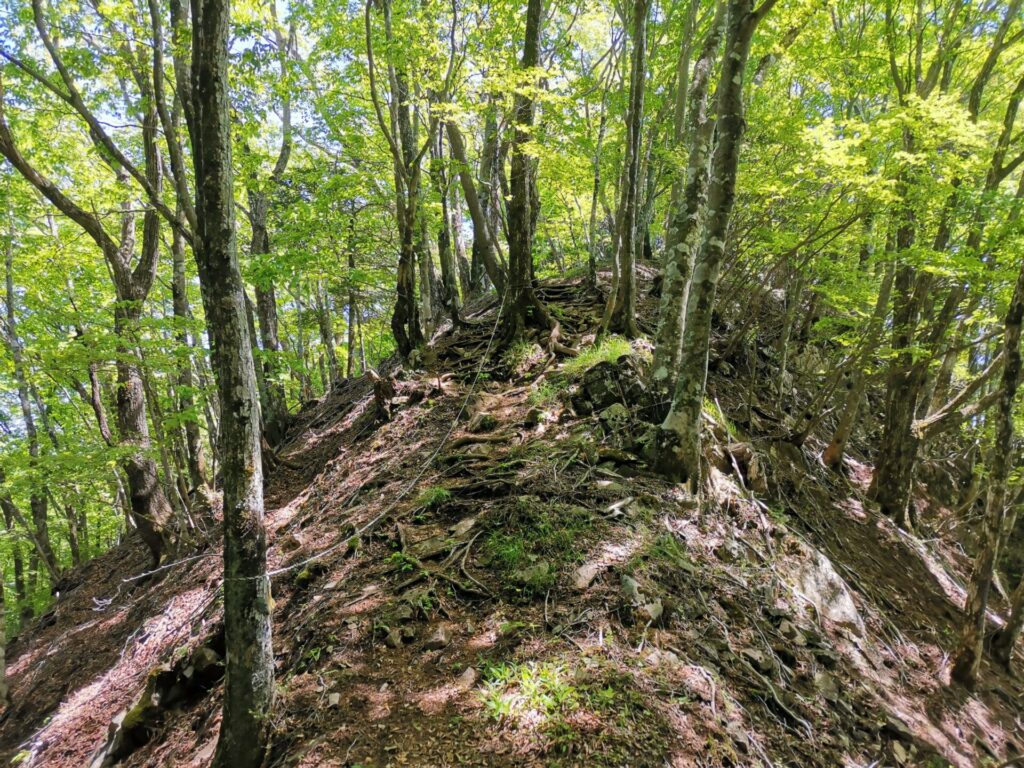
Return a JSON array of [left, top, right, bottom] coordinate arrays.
[[654, 0, 774, 485], [651, 0, 727, 394], [171, 220, 209, 491], [823, 259, 895, 469], [445, 120, 506, 294], [189, 0, 274, 762], [502, 0, 554, 341], [315, 282, 341, 387], [602, 0, 647, 338]]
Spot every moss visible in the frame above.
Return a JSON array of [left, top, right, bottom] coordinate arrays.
[[483, 498, 594, 596], [562, 336, 634, 379]]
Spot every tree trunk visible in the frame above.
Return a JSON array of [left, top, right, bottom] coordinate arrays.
[[823, 259, 895, 468], [253, 279, 290, 443], [502, 0, 554, 341], [115, 303, 178, 564], [0, 563, 6, 706], [316, 282, 341, 387], [651, 0, 727, 394], [171, 221, 209, 491], [654, 0, 770, 485], [951, 254, 1024, 688], [445, 121, 506, 294], [602, 0, 647, 338], [3, 240, 58, 580], [189, 0, 274, 763]]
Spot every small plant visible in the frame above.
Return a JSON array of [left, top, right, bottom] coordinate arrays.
[[647, 533, 695, 572], [479, 661, 580, 722], [386, 551, 419, 573], [415, 486, 451, 509], [528, 380, 562, 407]]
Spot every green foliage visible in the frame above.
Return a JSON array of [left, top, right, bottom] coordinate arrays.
[[414, 486, 452, 510]]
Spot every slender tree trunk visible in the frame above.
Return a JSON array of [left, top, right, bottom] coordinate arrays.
[[190, 0, 274, 763], [429, 131, 462, 324], [603, 0, 647, 338], [823, 260, 895, 468], [448, 171, 472, 298], [651, 0, 727, 394], [115, 304, 178, 563], [316, 282, 340, 387], [503, 0, 554, 341], [654, 0, 771, 485], [4, 240, 57, 580], [951, 254, 1024, 688], [347, 215, 359, 378], [171, 221, 209, 491], [253, 279, 290, 443], [445, 121, 506, 294], [0, 563, 6, 706], [587, 91, 609, 291]]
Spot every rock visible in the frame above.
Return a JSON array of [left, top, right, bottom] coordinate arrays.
[[620, 574, 642, 603], [524, 407, 545, 428], [714, 537, 743, 564], [789, 542, 865, 637], [813, 670, 839, 702], [327, 692, 341, 707], [891, 742, 908, 764], [778, 620, 806, 647], [384, 628, 404, 648], [570, 355, 651, 416], [599, 403, 630, 433], [512, 561, 551, 588], [740, 647, 774, 674], [645, 648, 680, 667], [595, 479, 626, 494], [449, 517, 476, 537], [574, 562, 604, 590], [641, 598, 664, 623], [457, 667, 479, 689], [424, 624, 452, 650], [468, 412, 498, 433]]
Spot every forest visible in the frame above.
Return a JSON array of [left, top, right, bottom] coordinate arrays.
[[0, 0, 1023, 764]]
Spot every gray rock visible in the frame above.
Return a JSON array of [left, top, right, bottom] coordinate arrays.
[[424, 624, 452, 650], [574, 562, 604, 590], [789, 542, 865, 637], [512, 561, 551, 587], [620, 574, 642, 603]]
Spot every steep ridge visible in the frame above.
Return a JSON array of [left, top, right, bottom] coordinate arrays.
[[1, 277, 1021, 768]]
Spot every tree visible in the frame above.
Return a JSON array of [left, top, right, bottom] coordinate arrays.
[[189, 0, 273, 761], [502, 0, 557, 343], [0, 64, 178, 564], [601, 0, 648, 338], [654, 0, 777, 485]]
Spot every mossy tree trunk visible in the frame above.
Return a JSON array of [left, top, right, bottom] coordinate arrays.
[[189, 0, 274, 762], [654, 0, 776, 486], [650, 0, 727, 396]]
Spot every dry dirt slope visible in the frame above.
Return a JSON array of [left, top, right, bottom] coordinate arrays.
[[1, 279, 1022, 767]]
